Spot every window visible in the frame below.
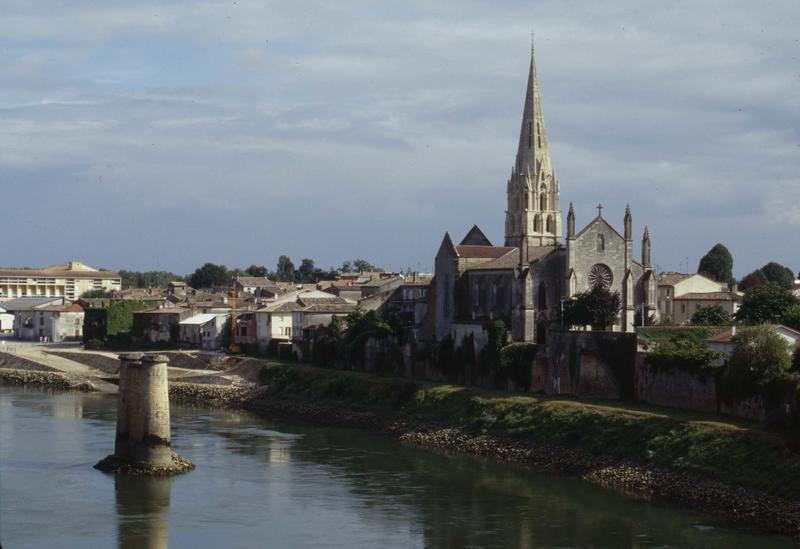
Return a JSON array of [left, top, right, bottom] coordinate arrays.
[[546, 215, 554, 234], [534, 215, 541, 232], [538, 282, 547, 309], [472, 282, 480, 308], [490, 284, 498, 308], [443, 275, 450, 318], [596, 234, 605, 252], [539, 194, 547, 211]]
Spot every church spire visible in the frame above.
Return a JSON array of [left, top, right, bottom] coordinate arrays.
[[515, 47, 551, 175], [505, 46, 561, 249]]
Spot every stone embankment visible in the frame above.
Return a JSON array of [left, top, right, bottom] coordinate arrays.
[[0, 368, 96, 392]]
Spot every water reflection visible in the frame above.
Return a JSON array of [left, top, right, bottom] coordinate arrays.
[[115, 475, 172, 549]]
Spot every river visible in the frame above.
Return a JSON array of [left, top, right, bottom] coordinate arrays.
[[0, 385, 796, 548]]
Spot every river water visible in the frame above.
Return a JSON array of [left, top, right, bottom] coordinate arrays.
[[0, 386, 796, 548]]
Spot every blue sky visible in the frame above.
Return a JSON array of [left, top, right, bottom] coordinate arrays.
[[1, 1, 798, 277]]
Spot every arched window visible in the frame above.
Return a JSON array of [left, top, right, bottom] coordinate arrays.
[[546, 215, 554, 233], [538, 281, 547, 310], [533, 215, 541, 232], [491, 283, 497, 308], [597, 234, 605, 252], [539, 193, 547, 211], [472, 282, 480, 308]]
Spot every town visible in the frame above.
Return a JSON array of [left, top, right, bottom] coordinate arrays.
[[2, 20, 800, 547]]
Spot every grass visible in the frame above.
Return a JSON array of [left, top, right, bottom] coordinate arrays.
[[257, 361, 800, 499]]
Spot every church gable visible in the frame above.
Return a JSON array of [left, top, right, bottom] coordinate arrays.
[[435, 232, 458, 262], [569, 215, 628, 295], [459, 225, 493, 246]]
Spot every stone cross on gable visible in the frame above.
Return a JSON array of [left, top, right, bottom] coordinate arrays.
[[597, 203, 603, 216]]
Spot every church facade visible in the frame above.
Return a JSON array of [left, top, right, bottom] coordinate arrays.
[[433, 48, 657, 344]]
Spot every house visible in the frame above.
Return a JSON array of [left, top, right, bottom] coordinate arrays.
[[178, 313, 228, 349], [657, 272, 742, 323], [132, 307, 192, 343], [707, 324, 800, 356], [326, 273, 403, 301], [255, 300, 301, 353], [0, 261, 121, 301], [13, 302, 85, 342], [381, 275, 433, 342], [0, 303, 12, 332], [234, 277, 283, 298]]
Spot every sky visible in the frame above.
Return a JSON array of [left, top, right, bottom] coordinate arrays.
[[1, 1, 798, 278]]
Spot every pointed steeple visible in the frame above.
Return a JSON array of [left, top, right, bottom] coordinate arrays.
[[624, 204, 632, 240], [515, 47, 552, 176], [567, 202, 575, 238], [642, 226, 651, 268], [505, 46, 561, 248]]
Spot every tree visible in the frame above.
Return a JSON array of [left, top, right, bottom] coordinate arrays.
[[697, 243, 733, 283], [783, 304, 800, 332], [340, 260, 352, 273], [352, 259, 382, 273], [563, 287, 621, 330], [735, 284, 797, 325], [188, 263, 230, 289], [245, 265, 269, 278], [81, 289, 112, 299], [276, 256, 295, 282], [739, 269, 768, 291], [297, 258, 316, 283], [691, 304, 731, 326], [759, 262, 795, 289], [727, 326, 792, 389], [119, 270, 184, 289]]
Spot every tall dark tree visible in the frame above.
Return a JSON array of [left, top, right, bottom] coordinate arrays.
[[244, 265, 269, 278], [735, 283, 797, 325], [759, 262, 795, 289], [276, 256, 295, 282], [188, 263, 230, 289], [297, 258, 316, 283], [697, 243, 733, 283]]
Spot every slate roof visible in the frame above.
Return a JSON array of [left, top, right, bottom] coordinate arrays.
[[0, 297, 67, 311], [179, 313, 226, 326], [455, 245, 516, 259]]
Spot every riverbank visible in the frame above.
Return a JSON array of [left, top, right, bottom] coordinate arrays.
[[170, 363, 800, 537], [5, 359, 800, 536]]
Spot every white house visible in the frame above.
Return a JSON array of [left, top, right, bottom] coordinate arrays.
[[707, 324, 800, 356], [178, 313, 228, 350], [13, 303, 85, 342], [657, 273, 742, 324], [0, 303, 12, 332]]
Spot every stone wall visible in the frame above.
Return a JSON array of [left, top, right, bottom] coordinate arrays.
[[634, 354, 718, 413]]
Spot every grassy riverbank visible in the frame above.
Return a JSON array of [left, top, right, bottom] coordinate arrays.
[[255, 362, 800, 501]]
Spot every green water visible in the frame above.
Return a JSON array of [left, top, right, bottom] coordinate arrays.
[[0, 385, 796, 548]]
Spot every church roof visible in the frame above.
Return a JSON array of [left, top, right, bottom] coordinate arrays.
[[455, 245, 516, 259], [467, 249, 520, 271], [459, 225, 492, 246]]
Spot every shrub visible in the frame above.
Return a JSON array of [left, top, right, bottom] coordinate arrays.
[[645, 332, 723, 372], [691, 304, 731, 326], [499, 342, 537, 389], [723, 326, 793, 399]]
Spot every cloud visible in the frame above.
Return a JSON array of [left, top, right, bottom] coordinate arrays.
[[0, 0, 798, 275]]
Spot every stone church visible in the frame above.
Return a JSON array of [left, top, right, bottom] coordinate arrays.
[[433, 48, 657, 344]]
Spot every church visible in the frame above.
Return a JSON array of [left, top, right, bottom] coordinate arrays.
[[432, 47, 657, 344]]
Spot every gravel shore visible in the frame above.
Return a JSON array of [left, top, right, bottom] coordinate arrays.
[[0, 368, 96, 391]]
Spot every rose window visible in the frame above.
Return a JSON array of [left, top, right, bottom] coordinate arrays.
[[588, 264, 613, 290]]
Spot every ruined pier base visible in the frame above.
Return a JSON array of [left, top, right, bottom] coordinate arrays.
[[95, 353, 193, 475]]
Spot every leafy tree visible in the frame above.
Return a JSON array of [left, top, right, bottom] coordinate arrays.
[[297, 258, 317, 283], [340, 261, 352, 273], [563, 287, 621, 330], [697, 243, 733, 283], [783, 304, 800, 332], [188, 263, 230, 289], [759, 262, 795, 289], [244, 265, 269, 277], [119, 270, 184, 289], [352, 259, 383, 273], [735, 284, 797, 325], [276, 256, 295, 282], [691, 304, 732, 326], [726, 326, 792, 390], [646, 332, 723, 371], [81, 289, 112, 298], [739, 269, 768, 291]]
